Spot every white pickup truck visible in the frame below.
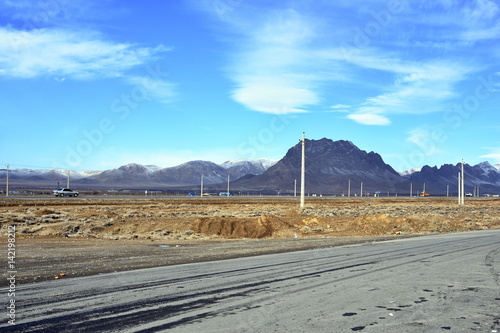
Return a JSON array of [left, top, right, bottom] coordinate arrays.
[[53, 188, 79, 197]]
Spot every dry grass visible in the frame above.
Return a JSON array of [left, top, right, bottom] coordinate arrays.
[[1, 197, 499, 240]]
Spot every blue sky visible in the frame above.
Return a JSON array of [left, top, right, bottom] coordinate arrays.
[[1, 0, 500, 172]]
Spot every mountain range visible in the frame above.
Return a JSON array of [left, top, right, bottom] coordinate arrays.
[[2, 138, 500, 195], [1, 158, 278, 190], [405, 161, 500, 194]]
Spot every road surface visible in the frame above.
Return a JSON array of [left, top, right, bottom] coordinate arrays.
[[5, 229, 500, 332]]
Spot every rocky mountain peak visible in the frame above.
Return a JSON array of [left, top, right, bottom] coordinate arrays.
[[281, 138, 398, 178]]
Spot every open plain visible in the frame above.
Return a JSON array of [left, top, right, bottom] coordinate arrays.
[[1, 196, 500, 286]]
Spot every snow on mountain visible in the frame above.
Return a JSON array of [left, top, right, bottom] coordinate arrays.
[[153, 160, 227, 185], [399, 168, 421, 177], [0, 168, 102, 181], [474, 161, 498, 176], [220, 158, 277, 169], [61, 169, 103, 179], [144, 165, 162, 172], [495, 163, 500, 171], [220, 159, 278, 180]]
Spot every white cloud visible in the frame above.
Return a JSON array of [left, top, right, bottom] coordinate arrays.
[[331, 104, 351, 109], [328, 104, 351, 113], [343, 55, 472, 123], [232, 84, 316, 114], [346, 113, 390, 125], [406, 128, 442, 156], [480, 153, 500, 159], [126, 76, 177, 105], [480, 148, 500, 163], [460, 0, 500, 42], [224, 9, 327, 114], [0, 27, 169, 79], [202, 1, 490, 123]]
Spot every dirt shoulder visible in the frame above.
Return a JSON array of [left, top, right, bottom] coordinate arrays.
[[2, 197, 499, 285], [8, 234, 418, 286]]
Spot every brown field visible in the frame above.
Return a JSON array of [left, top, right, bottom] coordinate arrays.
[[2, 197, 500, 285]]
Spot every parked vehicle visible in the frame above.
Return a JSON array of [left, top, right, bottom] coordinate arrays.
[[53, 188, 79, 197]]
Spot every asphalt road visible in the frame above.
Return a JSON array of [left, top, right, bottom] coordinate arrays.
[[5, 230, 500, 332]]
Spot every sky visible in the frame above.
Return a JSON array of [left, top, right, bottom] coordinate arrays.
[[1, 0, 500, 172]]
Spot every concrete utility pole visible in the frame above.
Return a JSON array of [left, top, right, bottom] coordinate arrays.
[[227, 174, 230, 196], [360, 182, 363, 197], [458, 172, 461, 205], [67, 170, 70, 188], [200, 175, 204, 197], [294, 179, 297, 197], [410, 183, 412, 197], [300, 132, 305, 208], [461, 160, 465, 205], [348, 179, 351, 197], [5, 164, 9, 197]]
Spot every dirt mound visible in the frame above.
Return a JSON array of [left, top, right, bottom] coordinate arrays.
[[193, 215, 301, 238]]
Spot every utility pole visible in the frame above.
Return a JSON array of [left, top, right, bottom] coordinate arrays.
[[5, 164, 9, 197], [227, 174, 230, 196], [461, 160, 465, 205], [294, 179, 297, 197], [447, 185, 449, 197], [300, 132, 305, 208], [360, 182, 363, 197], [458, 172, 461, 205], [67, 170, 70, 188], [348, 179, 351, 197], [200, 175, 204, 197], [410, 183, 412, 197]]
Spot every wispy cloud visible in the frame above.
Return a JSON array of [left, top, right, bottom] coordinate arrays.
[[347, 53, 471, 114], [199, 0, 496, 124], [331, 104, 351, 109], [0, 0, 125, 30], [199, 2, 344, 114], [406, 128, 442, 156], [220, 8, 331, 114], [460, 0, 500, 42], [0, 28, 169, 80], [126, 76, 177, 104], [328, 104, 351, 113], [346, 113, 390, 126], [480, 147, 500, 162]]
